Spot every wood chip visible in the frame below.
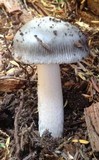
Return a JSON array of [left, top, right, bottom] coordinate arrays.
[[84, 102, 99, 152], [0, 78, 26, 92]]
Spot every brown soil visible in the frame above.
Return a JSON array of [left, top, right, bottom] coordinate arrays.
[[0, 0, 99, 159]]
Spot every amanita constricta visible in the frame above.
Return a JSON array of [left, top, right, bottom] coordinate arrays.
[[13, 16, 89, 137]]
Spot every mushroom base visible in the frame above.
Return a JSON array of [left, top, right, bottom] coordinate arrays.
[[37, 64, 64, 137]]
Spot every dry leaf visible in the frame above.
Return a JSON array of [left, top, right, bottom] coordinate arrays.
[[10, 60, 19, 67], [6, 68, 22, 76], [72, 139, 89, 144], [78, 72, 86, 80], [0, 0, 21, 13]]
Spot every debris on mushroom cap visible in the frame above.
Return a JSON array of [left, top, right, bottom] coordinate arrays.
[[13, 16, 89, 64]]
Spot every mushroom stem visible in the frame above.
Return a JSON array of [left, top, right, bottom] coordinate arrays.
[[37, 64, 64, 137]]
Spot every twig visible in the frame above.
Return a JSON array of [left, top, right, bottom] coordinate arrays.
[[34, 35, 51, 52], [23, 153, 33, 160], [14, 90, 24, 159], [3, 34, 13, 59], [23, 0, 29, 10], [0, 129, 9, 138], [91, 77, 99, 92]]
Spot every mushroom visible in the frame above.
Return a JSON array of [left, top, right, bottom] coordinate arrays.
[[13, 16, 89, 137]]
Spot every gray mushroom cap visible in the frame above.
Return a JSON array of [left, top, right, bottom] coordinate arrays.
[[13, 16, 89, 64]]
